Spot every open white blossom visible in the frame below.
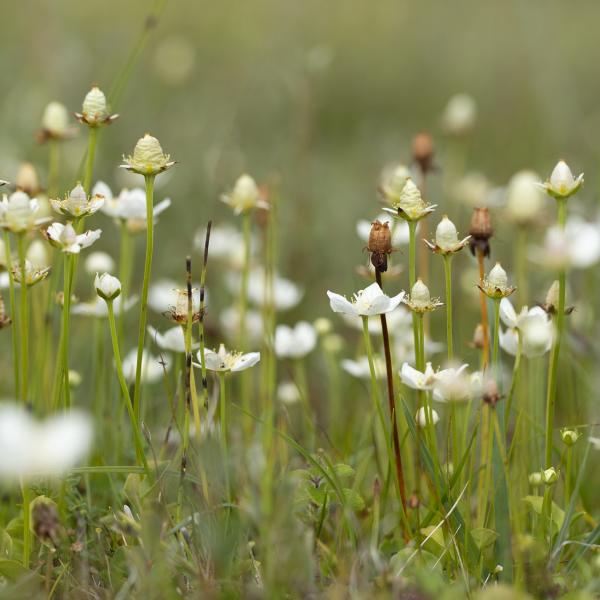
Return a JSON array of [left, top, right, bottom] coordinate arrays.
[[538, 160, 583, 199], [341, 356, 385, 379], [432, 364, 474, 403], [400, 362, 437, 390], [147, 325, 198, 353], [327, 282, 404, 318], [195, 343, 260, 372], [499, 303, 553, 358], [0, 403, 92, 481], [93, 181, 171, 232], [220, 305, 264, 342], [45, 222, 101, 254], [274, 321, 317, 358], [123, 348, 170, 383], [0, 191, 49, 233], [50, 183, 104, 220]]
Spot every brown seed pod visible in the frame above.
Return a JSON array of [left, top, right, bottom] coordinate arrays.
[[412, 131, 435, 174], [469, 207, 493, 257], [367, 220, 393, 272]]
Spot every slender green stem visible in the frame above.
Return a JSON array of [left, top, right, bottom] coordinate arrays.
[[117, 225, 133, 341], [16, 234, 28, 403], [47, 139, 60, 198], [516, 226, 528, 306], [82, 127, 98, 193], [443, 254, 453, 361], [565, 446, 572, 504], [492, 299, 501, 378], [408, 221, 419, 366], [21, 481, 30, 568], [61, 254, 74, 409], [3, 231, 20, 398], [219, 372, 231, 502], [133, 174, 155, 425], [505, 331, 523, 430], [239, 212, 251, 348], [106, 300, 149, 475]]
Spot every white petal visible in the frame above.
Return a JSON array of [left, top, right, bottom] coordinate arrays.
[[232, 352, 261, 372], [327, 291, 357, 316], [499, 297, 517, 328]]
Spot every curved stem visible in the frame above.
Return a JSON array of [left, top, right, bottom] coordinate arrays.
[[3, 231, 20, 398], [443, 254, 453, 361], [133, 175, 155, 425], [106, 300, 149, 475], [17, 234, 28, 403]]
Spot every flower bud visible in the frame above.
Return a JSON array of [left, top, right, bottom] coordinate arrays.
[[435, 216, 459, 251], [542, 467, 558, 485], [416, 406, 439, 428], [412, 131, 434, 173], [42, 101, 70, 137], [472, 323, 485, 349], [528, 471, 543, 486], [560, 428, 581, 447], [398, 179, 424, 213], [85, 252, 115, 275], [505, 170, 545, 225], [441, 94, 477, 136], [82, 86, 108, 124], [224, 174, 262, 214], [123, 134, 174, 176], [546, 160, 583, 199], [26, 239, 49, 269], [410, 279, 430, 309], [488, 262, 508, 289], [16, 163, 40, 197], [95, 272, 121, 301]]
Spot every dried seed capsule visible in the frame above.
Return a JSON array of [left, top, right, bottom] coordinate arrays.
[[412, 131, 435, 174], [367, 220, 392, 272], [469, 206, 493, 257]]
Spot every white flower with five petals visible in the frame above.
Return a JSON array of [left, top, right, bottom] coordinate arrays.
[[196, 343, 260, 372], [327, 282, 404, 318]]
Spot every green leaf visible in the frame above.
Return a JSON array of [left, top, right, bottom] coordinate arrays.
[[470, 527, 498, 551], [0, 559, 31, 581], [342, 488, 365, 511], [523, 495, 565, 532], [333, 464, 355, 479], [0, 529, 12, 559], [420, 525, 445, 549]]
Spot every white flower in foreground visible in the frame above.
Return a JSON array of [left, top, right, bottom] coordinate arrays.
[[221, 174, 269, 215], [327, 282, 404, 317], [93, 181, 171, 232], [121, 134, 175, 176], [275, 321, 317, 359], [400, 362, 437, 390], [95, 272, 121, 301], [71, 295, 137, 318], [530, 217, 600, 270], [357, 214, 411, 246], [403, 279, 443, 313], [416, 406, 440, 428], [538, 160, 583, 199], [0, 403, 92, 481], [0, 191, 48, 233], [441, 93, 477, 136], [505, 170, 546, 225], [478, 262, 515, 299], [195, 343, 260, 373], [85, 251, 115, 275], [45, 222, 101, 254], [123, 348, 170, 383], [50, 182, 104, 220], [341, 356, 385, 379], [147, 325, 198, 353]]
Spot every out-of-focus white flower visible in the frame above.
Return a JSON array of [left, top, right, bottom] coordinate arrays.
[[500, 305, 553, 358], [227, 268, 302, 311], [85, 251, 115, 275], [26, 239, 49, 269], [0, 403, 92, 481], [93, 181, 171, 233], [147, 325, 197, 353], [11, 260, 51, 287], [71, 295, 137, 318], [400, 362, 437, 390], [383, 178, 436, 222], [274, 321, 317, 358], [313, 317, 332, 335], [380, 164, 412, 207], [530, 217, 600, 270], [195, 343, 260, 372], [194, 223, 245, 262], [277, 381, 300, 405], [221, 174, 269, 215], [341, 356, 385, 379], [441, 93, 477, 136], [327, 282, 404, 318], [50, 183, 104, 220], [121, 134, 174, 176], [220, 305, 263, 342], [16, 163, 41, 197], [0, 191, 49, 233], [538, 160, 583, 199], [45, 222, 101, 254], [122, 348, 170, 383], [95, 272, 121, 301], [505, 170, 546, 224], [356, 213, 410, 247], [432, 364, 472, 402], [148, 279, 202, 314], [416, 406, 440, 428], [453, 172, 494, 208], [41, 101, 74, 140]]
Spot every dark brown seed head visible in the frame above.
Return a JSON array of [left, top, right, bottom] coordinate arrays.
[[368, 220, 392, 273], [412, 131, 435, 174], [469, 207, 493, 257]]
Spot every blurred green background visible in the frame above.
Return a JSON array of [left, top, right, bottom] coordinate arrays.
[[1, 0, 599, 330]]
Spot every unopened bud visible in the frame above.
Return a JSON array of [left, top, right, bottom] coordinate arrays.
[[412, 131, 434, 173], [488, 262, 508, 289], [16, 163, 40, 196], [560, 428, 581, 447], [410, 279, 430, 309], [82, 86, 108, 124], [435, 216, 459, 251], [542, 467, 558, 485], [529, 472, 543, 486]]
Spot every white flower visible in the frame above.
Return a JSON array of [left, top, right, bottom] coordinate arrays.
[[341, 356, 385, 379], [277, 381, 300, 405], [530, 217, 600, 270], [274, 321, 317, 358], [416, 406, 440, 428], [356, 213, 410, 246], [81, 86, 108, 124], [121, 134, 175, 176], [432, 364, 472, 403], [380, 164, 412, 206], [16, 163, 40, 196], [147, 325, 197, 353], [499, 298, 553, 358], [26, 239, 49, 269], [85, 251, 115, 274], [441, 93, 477, 135], [221, 174, 269, 215], [50, 183, 104, 220], [45, 222, 101, 254], [196, 343, 260, 372], [220, 305, 264, 343], [453, 172, 494, 208], [0, 191, 48, 233], [538, 160, 583, 199], [400, 362, 437, 390], [0, 403, 92, 481], [93, 181, 171, 232], [148, 279, 202, 314], [11, 260, 51, 287], [403, 279, 443, 313], [95, 272, 121, 301], [226, 268, 303, 310], [505, 170, 546, 224], [194, 223, 244, 261], [327, 282, 404, 318], [41, 101, 72, 139], [479, 262, 515, 299], [122, 348, 170, 383]]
